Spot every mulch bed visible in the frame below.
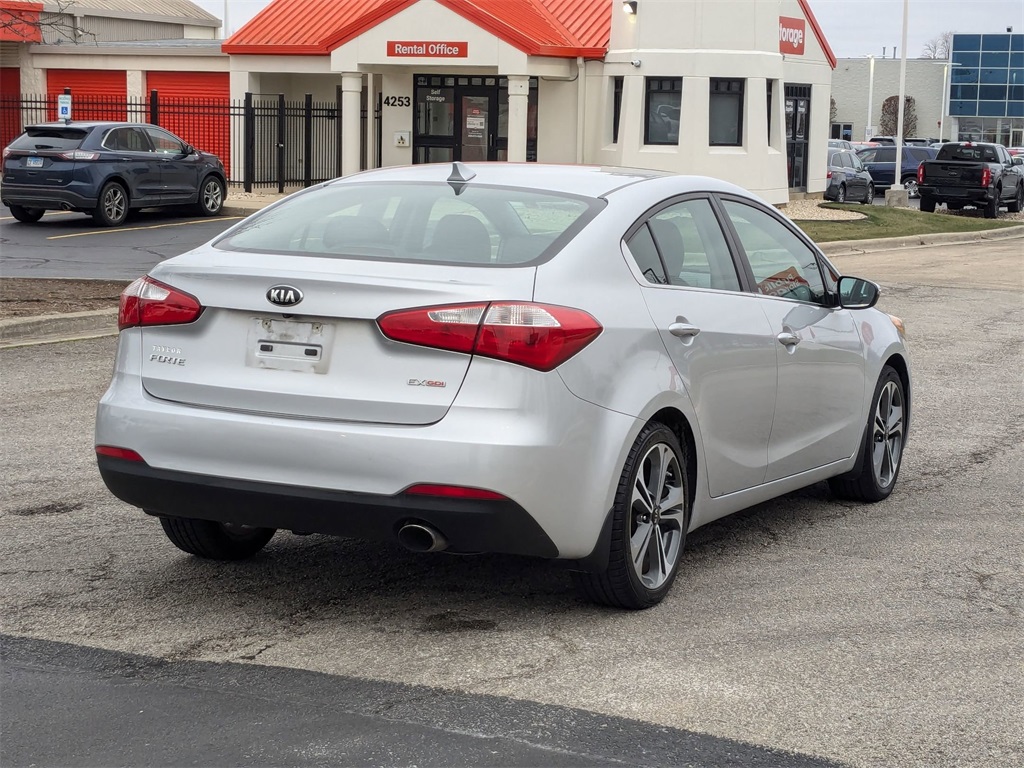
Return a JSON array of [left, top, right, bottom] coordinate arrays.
[[0, 278, 129, 319]]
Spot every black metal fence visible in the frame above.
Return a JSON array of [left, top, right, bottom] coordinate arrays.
[[0, 89, 372, 191]]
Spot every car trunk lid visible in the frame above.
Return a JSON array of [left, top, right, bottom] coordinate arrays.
[[138, 251, 537, 425], [2, 126, 90, 188]]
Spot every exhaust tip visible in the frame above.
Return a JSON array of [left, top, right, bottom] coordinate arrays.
[[397, 522, 448, 553]]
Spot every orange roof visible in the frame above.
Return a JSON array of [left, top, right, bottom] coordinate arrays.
[[223, 0, 609, 58], [0, 0, 43, 43]]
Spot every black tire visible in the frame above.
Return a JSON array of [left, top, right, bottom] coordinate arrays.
[[1007, 184, 1024, 214], [829, 366, 906, 503], [9, 205, 44, 223], [861, 183, 874, 205], [919, 196, 936, 213], [194, 175, 225, 216], [93, 181, 129, 226], [572, 423, 690, 610], [836, 184, 847, 204], [983, 192, 999, 219], [158, 516, 275, 560]]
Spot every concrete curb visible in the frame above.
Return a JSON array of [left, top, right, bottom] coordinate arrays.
[[0, 308, 118, 348], [819, 224, 1024, 256]]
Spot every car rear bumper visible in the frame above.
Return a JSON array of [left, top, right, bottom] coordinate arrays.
[[918, 186, 995, 203], [1, 184, 97, 211], [96, 333, 639, 560], [97, 455, 559, 558]]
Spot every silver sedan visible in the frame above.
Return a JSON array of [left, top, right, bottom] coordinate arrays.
[[95, 163, 910, 609]]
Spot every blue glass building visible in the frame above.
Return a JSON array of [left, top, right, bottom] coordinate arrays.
[[949, 33, 1024, 146]]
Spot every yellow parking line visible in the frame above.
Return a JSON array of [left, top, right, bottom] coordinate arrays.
[[46, 216, 244, 240]]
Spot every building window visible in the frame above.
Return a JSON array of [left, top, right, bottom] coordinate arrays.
[[709, 78, 744, 146], [830, 123, 853, 140], [645, 78, 681, 145], [612, 76, 624, 143], [766, 80, 773, 145]]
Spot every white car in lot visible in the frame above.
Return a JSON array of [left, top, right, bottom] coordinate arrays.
[[96, 163, 910, 609]]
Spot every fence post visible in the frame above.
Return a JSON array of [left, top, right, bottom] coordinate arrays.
[[149, 89, 159, 125], [277, 93, 286, 194], [243, 92, 254, 194], [303, 93, 313, 188]]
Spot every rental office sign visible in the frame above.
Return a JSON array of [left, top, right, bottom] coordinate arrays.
[[388, 41, 468, 57]]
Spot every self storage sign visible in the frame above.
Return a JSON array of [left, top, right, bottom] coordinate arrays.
[[388, 41, 467, 57], [779, 17, 805, 56]]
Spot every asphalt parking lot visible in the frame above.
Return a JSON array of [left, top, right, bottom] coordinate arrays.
[[1, 237, 1022, 767], [0, 208, 243, 279]]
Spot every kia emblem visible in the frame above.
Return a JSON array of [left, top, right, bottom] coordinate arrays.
[[266, 285, 303, 307]]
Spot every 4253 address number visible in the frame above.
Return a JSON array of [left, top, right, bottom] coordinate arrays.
[[383, 96, 411, 107]]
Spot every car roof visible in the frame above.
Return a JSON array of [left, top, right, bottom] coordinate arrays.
[[328, 163, 748, 199], [25, 121, 153, 130]]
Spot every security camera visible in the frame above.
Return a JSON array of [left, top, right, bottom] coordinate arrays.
[[1008, 26, 1014, 33], [630, 58, 642, 68]]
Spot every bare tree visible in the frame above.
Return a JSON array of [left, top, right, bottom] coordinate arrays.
[[830, 96, 838, 123], [0, 1, 95, 44], [879, 95, 919, 137], [921, 31, 955, 59]]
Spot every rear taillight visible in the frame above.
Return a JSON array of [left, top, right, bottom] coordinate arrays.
[[378, 301, 602, 372], [118, 276, 203, 331], [980, 167, 991, 187], [2, 147, 10, 159], [95, 446, 146, 462], [404, 484, 508, 500], [826, 170, 832, 179], [917, 163, 925, 184], [59, 149, 100, 161]]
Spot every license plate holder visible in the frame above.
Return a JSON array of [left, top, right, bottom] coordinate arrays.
[[245, 317, 333, 373], [26, 156, 43, 168]]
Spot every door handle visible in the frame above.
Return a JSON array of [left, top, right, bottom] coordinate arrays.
[[669, 322, 701, 339], [777, 332, 800, 347]]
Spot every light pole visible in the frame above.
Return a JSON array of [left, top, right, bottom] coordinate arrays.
[[865, 55, 876, 140]]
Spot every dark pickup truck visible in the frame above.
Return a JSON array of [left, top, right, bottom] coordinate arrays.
[[917, 142, 1024, 218]]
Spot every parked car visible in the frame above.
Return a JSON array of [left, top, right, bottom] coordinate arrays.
[[856, 145, 937, 198], [1, 121, 226, 226], [828, 139, 854, 150], [1007, 147, 1024, 156], [867, 136, 896, 145], [904, 137, 938, 147], [825, 147, 874, 203], [917, 141, 1024, 218], [95, 163, 911, 610]]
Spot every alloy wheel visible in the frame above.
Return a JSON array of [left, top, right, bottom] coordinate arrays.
[[104, 187, 126, 222], [903, 179, 919, 198], [871, 380, 904, 489], [202, 180, 223, 213], [629, 443, 686, 590]]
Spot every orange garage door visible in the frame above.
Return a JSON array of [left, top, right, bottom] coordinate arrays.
[[147, 72, 230, 173], [46, 70, 127, 121]]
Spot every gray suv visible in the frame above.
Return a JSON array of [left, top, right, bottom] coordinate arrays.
[[2, 121, 226, 226]]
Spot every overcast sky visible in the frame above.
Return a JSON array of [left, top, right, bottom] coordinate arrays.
[[195, 0, 1023, 60]]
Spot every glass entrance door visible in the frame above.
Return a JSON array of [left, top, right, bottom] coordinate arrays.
[[414, 76, 536, 164], [785, 84, 811, 190], [459, 91, 493, 162]]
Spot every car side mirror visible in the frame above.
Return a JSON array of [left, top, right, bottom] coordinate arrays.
[[184, 144, 195, 155], [1013, 156, 1023, 166], [837, 276, 880, 310]]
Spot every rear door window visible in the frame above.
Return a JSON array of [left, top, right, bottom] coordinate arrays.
[[103, 127, 151, 152], [648, 199, 741, 291]]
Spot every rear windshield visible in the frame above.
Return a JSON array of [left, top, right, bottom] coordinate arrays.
[[936, 144, 998, 162], [216, 182, 603, 266], [9, 127, 89, 151]]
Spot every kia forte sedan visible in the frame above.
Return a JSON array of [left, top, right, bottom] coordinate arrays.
[[95, 163, 911, 609], [2, 121, 226, 226]]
